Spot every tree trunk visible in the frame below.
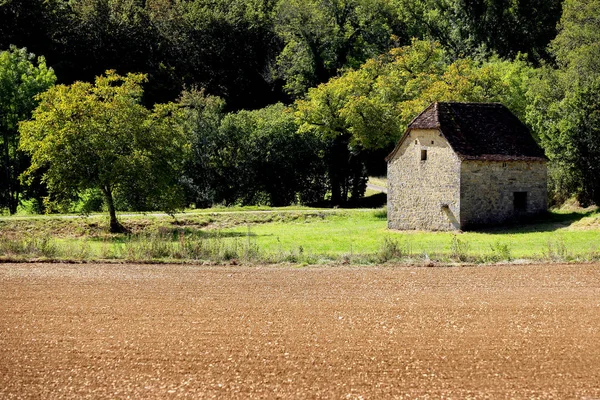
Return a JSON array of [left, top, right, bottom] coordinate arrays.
[[330, 172, 342, 206], [101, 185, 127, 233], [9, 135, 20, 215], [2, 132, 16, 214], [328, 135, 351, 206]]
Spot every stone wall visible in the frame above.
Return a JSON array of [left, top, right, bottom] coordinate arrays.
[[460, 160, 547, 228], [387, 129, 462, 230]]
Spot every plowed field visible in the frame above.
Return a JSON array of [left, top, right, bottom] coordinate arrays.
[[1, 263, 600, 399]]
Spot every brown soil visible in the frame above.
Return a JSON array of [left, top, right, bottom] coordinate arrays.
[[1, 263, 600, 399]]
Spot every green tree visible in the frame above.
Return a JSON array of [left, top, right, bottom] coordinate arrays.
[[526, 0, 600, 205], [180, 93, 328, 207], [0, 0, 68, 60], [148, 0, 282, 109], [296, 40, 533, 203], [19, 70, 188, 232], [222, 104, 328, 206], [550, 0, 600, 83], [527, 77, 600, 205], [274, 0, 405, 97], [178, 88, 226, 207], [298, 40, 532, 150], [0, 46, 56, 214], [393, 0, 563, 63]]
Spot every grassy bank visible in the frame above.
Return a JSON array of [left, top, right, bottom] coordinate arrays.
[[1, 207, 600, 264]]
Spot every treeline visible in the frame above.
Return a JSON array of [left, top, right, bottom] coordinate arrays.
[[0, 0, 563, 108], [2, 0, 600, 220]]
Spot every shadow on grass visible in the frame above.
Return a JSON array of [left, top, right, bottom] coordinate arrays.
[[470, 210, 597, 234], [308, 193, 387, 209], [89, 230, 261, 243], [346, 193, 387, 209]]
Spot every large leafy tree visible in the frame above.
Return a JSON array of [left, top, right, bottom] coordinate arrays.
[[178, 88, 227, 207], [394, 0, 563, 63], [296, 40, 532, 204], [217, 104, 328, 206], [14, 0, 281, 109], [0, 0, 67, 58], [19, 71, 188, 232], [0, 46, 56, 214], [526, 0, 600, 205], [529, 78, 600, 205], [170, 0, 282, 110], [55, 0, 164, 96], [274, 0, 406, 97], [549, 0, 600, 82], [298, 40, 532, 149], [181, 91, 328, 207]]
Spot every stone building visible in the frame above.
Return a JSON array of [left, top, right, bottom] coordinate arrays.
[[386, 102, 547, 231]]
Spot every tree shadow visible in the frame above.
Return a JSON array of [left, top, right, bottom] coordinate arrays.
[[468, 210, 597, 234], [308, 193, 387, 209], [90, 230, 263, 243]]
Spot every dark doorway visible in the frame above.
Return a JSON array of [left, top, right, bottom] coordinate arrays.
[[514, 192, 527, 211]]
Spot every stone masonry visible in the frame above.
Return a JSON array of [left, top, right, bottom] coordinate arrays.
[[387, 102, 547, 231], [460, 160, 547, 228], [387, 129, 461, 230]]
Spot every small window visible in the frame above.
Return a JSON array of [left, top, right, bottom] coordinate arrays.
[[514, 192, 527, 211], [415, 140, 418, 145], [431, 140, 434, 145], [421, 149, 428, 161]]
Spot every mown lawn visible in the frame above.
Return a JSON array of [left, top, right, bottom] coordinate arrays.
[[222, 209, 600, 259], [1, 207, 600, 263]]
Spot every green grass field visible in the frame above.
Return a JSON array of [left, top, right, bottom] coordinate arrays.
[[213, 208, 600, 260], [1, 206, 600, 264]]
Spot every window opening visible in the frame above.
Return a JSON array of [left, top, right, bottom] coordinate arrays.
[[421, 149, 428, 161], [514, 192, 527, 211]]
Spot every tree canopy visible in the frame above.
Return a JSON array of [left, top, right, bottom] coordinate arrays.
[[296, 40, 532, 150], [0, 0, 565, 108], [5, 0, 600, 213], [180, 90, 328, 207], [19, 71, 188, 231], [525, 0, 600, 205], [0, 46, 56, 214]]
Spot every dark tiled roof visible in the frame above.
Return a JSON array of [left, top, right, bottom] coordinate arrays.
[[388, 102, 547, 162]]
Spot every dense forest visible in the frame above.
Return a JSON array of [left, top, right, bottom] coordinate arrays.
[[1, 0, 599, 227]]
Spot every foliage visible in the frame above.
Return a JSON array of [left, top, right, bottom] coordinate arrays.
[[393, 0, 563, 63], [550, 0, 600, 83], [295, 40, 533, 205], [274, 0, 405, 97], [219, 104, 329, 206], [297, 40, 533, 151], [181, 95, 328, 207], [19, 70, 188, 232], [5, 0, 599, 211], [526, 0, 600, 205], [0, 46, 56, 214], [178, 88, 226, 207], [450, 234, 470, 261], [378, 235, 410, 262], [528, 78, 600, 205], [0, 0, 564, 108], [157, 0, 281, 109], [0, 0, 68, 62], [0, 0, 282, 109]]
